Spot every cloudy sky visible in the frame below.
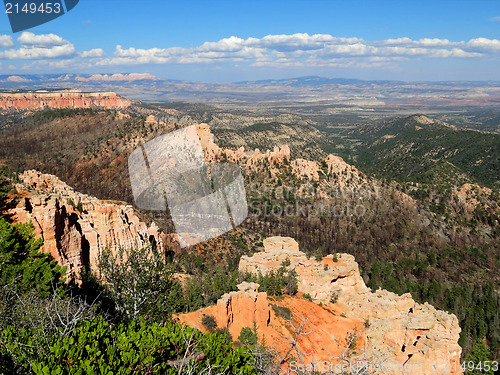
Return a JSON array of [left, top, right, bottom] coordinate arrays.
[[1, 0, 500, 81]]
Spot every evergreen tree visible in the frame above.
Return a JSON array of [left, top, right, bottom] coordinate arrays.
[[465, 339, 494, 375], [97, 245, 185, 322]]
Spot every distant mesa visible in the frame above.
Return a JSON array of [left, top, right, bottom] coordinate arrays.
[[5, 75, 32, 83], [73, 73, 158, 82], [0, 89, 130, 111]]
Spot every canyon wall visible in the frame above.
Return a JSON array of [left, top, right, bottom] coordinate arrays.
[[0, 90, 130, 111], [9, 170, 162, 281], [178, 236, 463, 374]]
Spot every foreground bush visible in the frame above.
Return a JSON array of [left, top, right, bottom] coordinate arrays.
[[2, 317, 255, 374]]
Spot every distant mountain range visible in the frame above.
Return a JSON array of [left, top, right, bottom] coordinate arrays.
[[1, 74, 500, 110]]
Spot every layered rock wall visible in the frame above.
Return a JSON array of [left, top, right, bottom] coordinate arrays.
[[195, 123, 291, 166], [237, 237, 463, 374], [0, 90, 130, 110], [9, 170, 162, 280]]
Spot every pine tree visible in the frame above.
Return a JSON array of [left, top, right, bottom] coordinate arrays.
[[466, 339, 494, 374]]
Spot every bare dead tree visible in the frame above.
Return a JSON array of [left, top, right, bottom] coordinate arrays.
[[272, 312, 316, 375], [322, 328, 388, 375], [244, 333, 279, 374], [0, 284, 97, 370]]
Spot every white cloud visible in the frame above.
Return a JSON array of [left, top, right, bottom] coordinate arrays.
[[0, 35, 14, 48], [0, 44, 75, 59], [78, 48, 106, 58], [2, 32, 499, 71], [97, 33, 492, 68], [18, 32, 68, 46], [467, 38, 500, 51], [490, 16, 500, 21], [382, 37, 414, 45]]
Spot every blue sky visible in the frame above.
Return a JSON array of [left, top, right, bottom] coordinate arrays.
[[1, 0, 500, 81]]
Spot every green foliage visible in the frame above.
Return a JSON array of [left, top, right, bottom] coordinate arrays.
[[0, 171, 11, 215], [2, 317, 255, 374], [330, 291, 339, 304], [354, 116, 500, 188], [184, 264, 239, 311], [270, 304, 291, 320], [202, 314, 218, 332], [215, 327, 233, 344], [465, 339, 495, 374], [66, 198, 75, 209], [303, 293, 313, 302], [97, 245, 185, 322], [0, 217, 68, 372], [75, 201, 83, 213], [241, 262, 293, 296], [31, 108, 97, 123], [238, 326, 258, 347], [367, 256, 499, 358], [0, 218, 65, 297], [284, 269, 298, 295]]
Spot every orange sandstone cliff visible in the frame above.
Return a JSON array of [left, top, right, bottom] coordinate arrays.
[[9, 170, 162, 280], [177, 237, 463, 375], [0, 90, 130, 111]]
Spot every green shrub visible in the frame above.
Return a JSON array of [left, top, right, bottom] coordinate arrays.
[[0, 218, 65, 297], [238, 326, 258, 347], [330, 291, 339, 304], [271, 304, 291, 320], [284, 269, 298, 295], [202, 314, 217, 331], [0, 170, 11, 215], [76, 201, 83, 213], [303, 293, 313, 302], [2, 317, 255, 374], [240, 265, 291, 297], [97, 245, 185, 322], [215, 327, 233, 344]]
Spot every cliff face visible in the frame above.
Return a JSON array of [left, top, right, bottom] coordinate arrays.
[[240, 237, 370, 301], [0, 90, 130, 111], [178, 237, 463, 374], [9, 170, 162, 281], [176, 282, 366, 372], [196, 123, 291, 166]]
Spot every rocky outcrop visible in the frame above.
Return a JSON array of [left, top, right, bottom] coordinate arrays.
[[176, 281, 366, 372], [0, 90, 130, 111], [9, 170, 162, 281], [216, 282, 271, 335], [451, 183, 497, 220], [180, 236, 463, 374], [195, 123, 290, 166], [240, 237, 370, 302]]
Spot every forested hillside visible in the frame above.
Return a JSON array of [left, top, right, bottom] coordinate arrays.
[[0, 106, 498, 366]]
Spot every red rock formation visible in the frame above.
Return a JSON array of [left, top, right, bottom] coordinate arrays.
[[176, 282, 366, 373], [0, 90, 130, 111], [9, 170, 162, 281], [195, 123, 291, 166], [178, 237, 463, 375]]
